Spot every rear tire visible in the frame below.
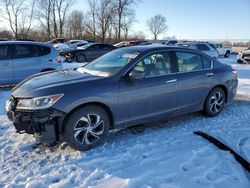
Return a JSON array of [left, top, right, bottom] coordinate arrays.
[[63, 105, 110, 151], [76, 54, 86, 63], [204, 87, 225, 117]]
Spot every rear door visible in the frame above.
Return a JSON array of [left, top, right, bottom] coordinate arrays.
[[118, 51, 178, 125], [0, 45, 14, 84], [174, 50, 214, 113], [12, 44, 43, 82]]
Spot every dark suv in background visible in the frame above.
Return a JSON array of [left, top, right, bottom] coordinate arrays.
[[60, 43, 117, 63], [6, 45, 238, 151]]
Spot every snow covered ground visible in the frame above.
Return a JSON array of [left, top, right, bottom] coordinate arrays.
[[0, 55, 250, 188]]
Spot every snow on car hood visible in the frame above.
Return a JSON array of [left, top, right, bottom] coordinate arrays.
[[12, 70, 102, 98]]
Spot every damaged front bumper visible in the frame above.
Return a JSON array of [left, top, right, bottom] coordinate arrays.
[[6, 98, 65, 144]]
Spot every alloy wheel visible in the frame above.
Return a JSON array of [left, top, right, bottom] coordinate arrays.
[[73, 114, 105, 145], [209, 91, 224, 114]]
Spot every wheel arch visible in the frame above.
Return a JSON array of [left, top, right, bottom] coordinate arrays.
[[61, 102, 115, 132], [206, 84, 228, 104]]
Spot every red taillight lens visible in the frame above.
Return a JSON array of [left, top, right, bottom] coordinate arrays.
[[54, 56, 62, 63], [232, 70, 238, 79]]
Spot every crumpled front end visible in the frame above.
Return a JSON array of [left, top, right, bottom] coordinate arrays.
[[6, 96, 65, 144]]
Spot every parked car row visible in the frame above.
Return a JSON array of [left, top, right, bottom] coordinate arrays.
[[114, 40, 233, 59]]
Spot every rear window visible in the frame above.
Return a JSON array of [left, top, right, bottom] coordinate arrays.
[[197, 44, 210, 51], [14, 44, 51, 58], [100, 44, 114, 50], [176, 52, 203, 72], [14, 45, 33, 58], [37, 46, 51, 56], [202, 55, 212, 69]]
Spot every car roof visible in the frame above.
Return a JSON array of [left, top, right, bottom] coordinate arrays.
[[121, 44, 193, 53], [118, 44, 215, 59], [0, 41, 53, 48]]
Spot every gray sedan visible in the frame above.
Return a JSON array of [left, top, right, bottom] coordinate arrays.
[[6, 45, 238, 151]]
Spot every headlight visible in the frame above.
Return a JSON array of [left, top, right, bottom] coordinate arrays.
[[16, 94, 63, 110]]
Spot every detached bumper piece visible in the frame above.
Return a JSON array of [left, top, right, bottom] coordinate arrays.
[[7, 109, 65, 144], [194, 131, 250, 173]]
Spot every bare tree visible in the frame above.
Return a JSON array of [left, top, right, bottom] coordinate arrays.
[[0, 0, 26, 39], [121, 9, 136, 40], [36, 0, 52, 40], [113, 0, 138, 41], [96, 0, 114, 43], [85, 0, 97, 41], [146, 14, 168, 41], [56, 0, 75, 37], [51, 0, 58, 37], [19, 0, 35, 39], [66, 10, 84, 39]]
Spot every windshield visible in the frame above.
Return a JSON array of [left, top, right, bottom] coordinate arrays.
[[77, 49, 140, 77]]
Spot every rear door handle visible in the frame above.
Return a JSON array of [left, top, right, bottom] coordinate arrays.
[[166, 79, 177, 83], [206, 73, 214, 77]]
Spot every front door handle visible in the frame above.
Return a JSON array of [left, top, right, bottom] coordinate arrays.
[[166, 79, 177, 83], [206, 73, 214, 77]]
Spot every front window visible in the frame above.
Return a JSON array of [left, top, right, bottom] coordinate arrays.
[[77, 49, 140, 77], [133, 52, 173, 77]]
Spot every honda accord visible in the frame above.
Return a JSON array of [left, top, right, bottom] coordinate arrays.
[[6, 45, 238, 151]]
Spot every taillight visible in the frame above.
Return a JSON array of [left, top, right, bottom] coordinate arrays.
[[232, 70, 238, 79], [54, 56, 62, 63]]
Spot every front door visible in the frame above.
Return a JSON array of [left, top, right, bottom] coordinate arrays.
[[118, 51, 178, 125]]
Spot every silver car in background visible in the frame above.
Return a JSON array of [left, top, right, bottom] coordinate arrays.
[[0, 41, 62, 85], [189, 42, 219, 59]]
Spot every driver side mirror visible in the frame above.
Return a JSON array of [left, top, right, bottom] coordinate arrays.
[[128, 69, 145, 80]]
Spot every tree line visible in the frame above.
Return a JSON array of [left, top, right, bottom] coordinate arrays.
[[0, 0, 169, 43]]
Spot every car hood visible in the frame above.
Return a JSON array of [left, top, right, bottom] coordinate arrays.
[[12, 69, 102, 98]]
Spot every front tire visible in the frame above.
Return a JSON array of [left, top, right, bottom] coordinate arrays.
[[204, 88, 225, 117], [63, 106, 110, 151]]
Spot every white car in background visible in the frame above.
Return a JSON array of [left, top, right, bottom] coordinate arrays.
[[162, 40, 178, 46], [54, 40, 87, 51], [188, 42, 219, 59], [237, 47, 250, 64], [214, 43, 231, 57]]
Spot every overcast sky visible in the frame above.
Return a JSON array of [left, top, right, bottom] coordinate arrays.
[[73, 0, 250, 40]]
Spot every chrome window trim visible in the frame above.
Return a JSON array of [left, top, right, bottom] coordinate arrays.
[[122, 49, 214, 79]]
